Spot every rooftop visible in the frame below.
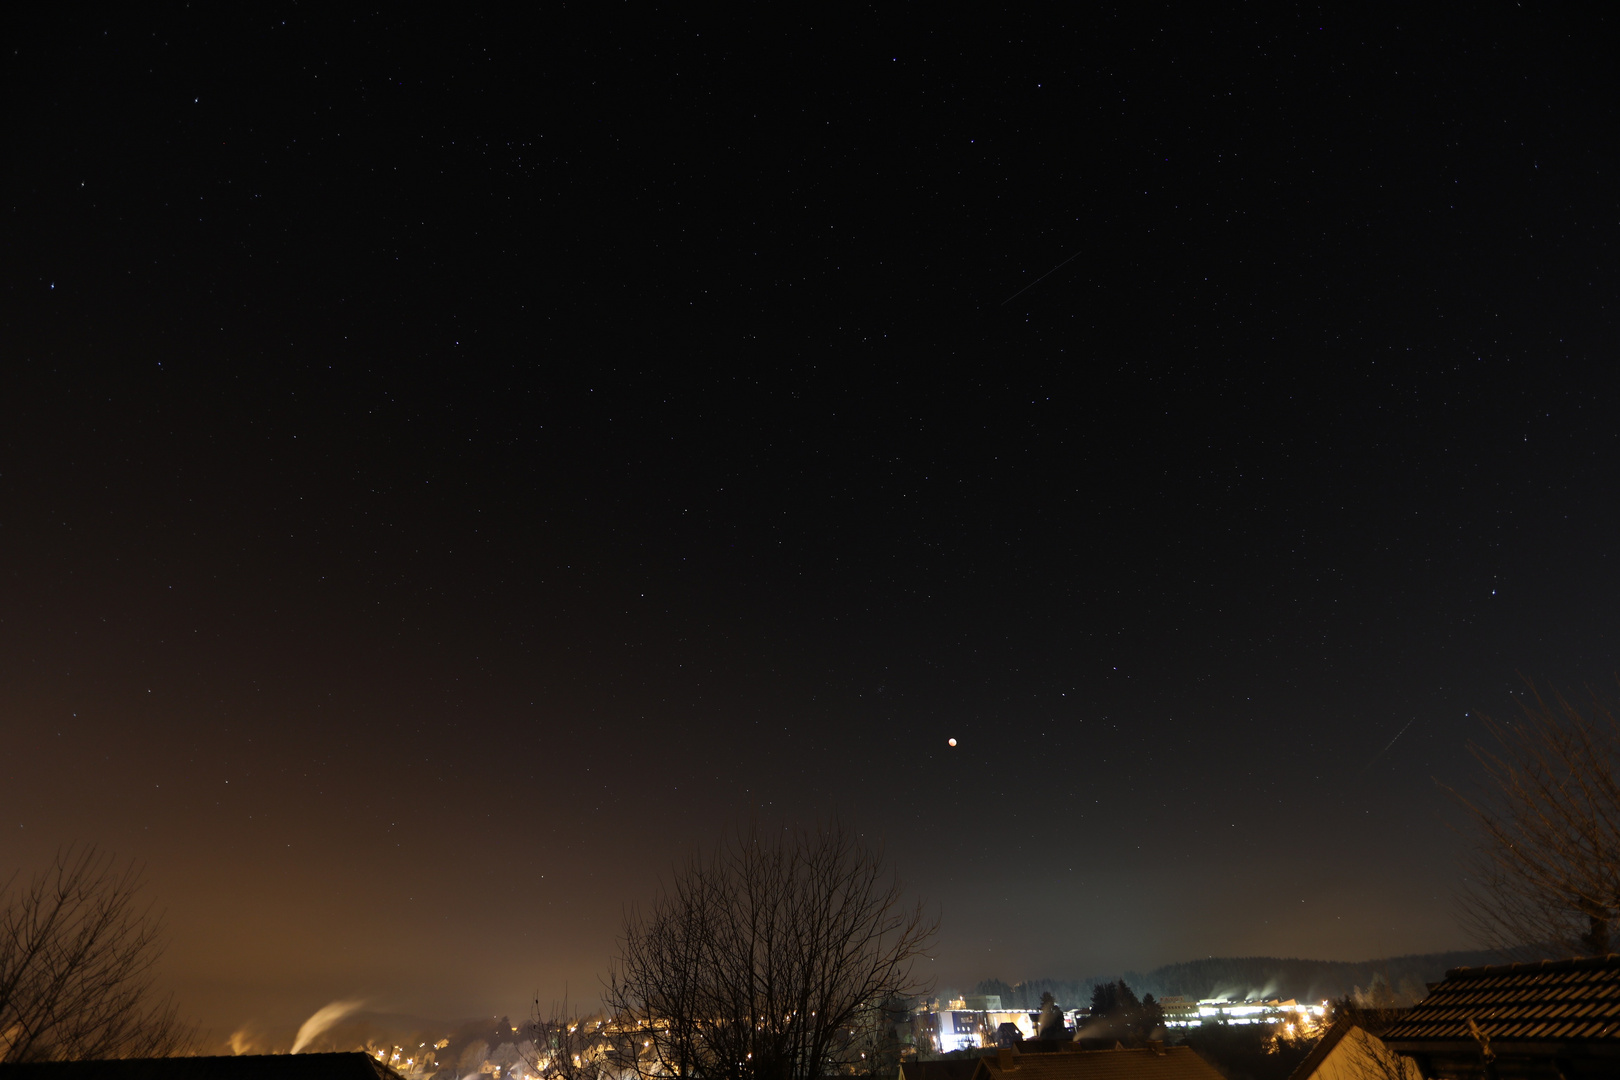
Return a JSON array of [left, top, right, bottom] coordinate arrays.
[[971, 1046, 1224, 1080], [0, 1053, 405, 1080], [1380, 953, 1620, 1050]]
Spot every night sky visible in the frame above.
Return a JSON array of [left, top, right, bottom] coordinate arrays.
[[5, 6, 1620, 1047]]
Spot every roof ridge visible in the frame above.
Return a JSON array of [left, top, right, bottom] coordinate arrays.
[[1443, 953, 1620, 980], [1284, 1019, 1354, 1080]]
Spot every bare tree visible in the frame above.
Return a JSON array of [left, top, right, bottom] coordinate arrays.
[[0, 847, 192, 1062], [1453, 686, 1620, 957], [606, 820, 937, 1080], [526, 994, 622, 1080]]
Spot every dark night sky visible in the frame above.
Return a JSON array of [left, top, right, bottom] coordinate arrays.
[[4, 5, 1620, 1046]]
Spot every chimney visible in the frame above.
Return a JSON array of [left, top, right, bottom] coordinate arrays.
[[1147, 1039, 1164, 1056], [997, 1046, 1015, 1070]]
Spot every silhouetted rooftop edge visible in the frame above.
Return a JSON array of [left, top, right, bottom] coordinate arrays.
[[971, 1044, 1224, 1080], [1441, 951, 1620, 980], [1382, 952, 1620, 1050], [1283, 1019, 1353, 1080], [0, 1053, 404, 1080]]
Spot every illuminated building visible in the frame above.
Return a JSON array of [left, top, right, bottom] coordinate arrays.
[[1162, 998, 1326, 1028], [923, 1008, 990, 1053], [914, 992, 1323, 1053], [914, 1003, 1084, 1052], [953, 996, 1003, 1011]]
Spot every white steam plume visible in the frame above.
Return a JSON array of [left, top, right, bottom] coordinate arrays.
[[291, 999, 366, 1054]]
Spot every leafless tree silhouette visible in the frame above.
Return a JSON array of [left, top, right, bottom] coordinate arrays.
[[0, 847, 192, 1062], [525, 994, 621, 1080], [1454, 686, 1620, 957], [606, 820, 936, 1080]]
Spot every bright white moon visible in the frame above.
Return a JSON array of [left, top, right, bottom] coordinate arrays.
[[947, 738, 957, 747]]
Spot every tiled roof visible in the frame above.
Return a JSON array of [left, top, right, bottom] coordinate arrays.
[[0, 1053, 404, 1080], [972, 1046, 1224, 1080], [1379, 953, 1620, 1047]]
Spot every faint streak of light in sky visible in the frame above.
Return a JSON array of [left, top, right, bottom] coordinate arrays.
[[1001, 249, 1085, 306]]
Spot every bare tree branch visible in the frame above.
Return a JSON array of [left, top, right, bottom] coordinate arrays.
[[525, 994, 620, 1080], [0, 847, 194, 1062], [1451, 685, 1620, 957], [606, 820, 937, 1080]]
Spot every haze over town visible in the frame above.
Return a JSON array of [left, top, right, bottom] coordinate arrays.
[[5, 9, 1620, 1077]]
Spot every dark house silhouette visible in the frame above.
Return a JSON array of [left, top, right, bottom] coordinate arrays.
[[898, 1058, 983, 1080], [0, 1053, 403, 1080], [970, 1043, 1222, 1080]]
